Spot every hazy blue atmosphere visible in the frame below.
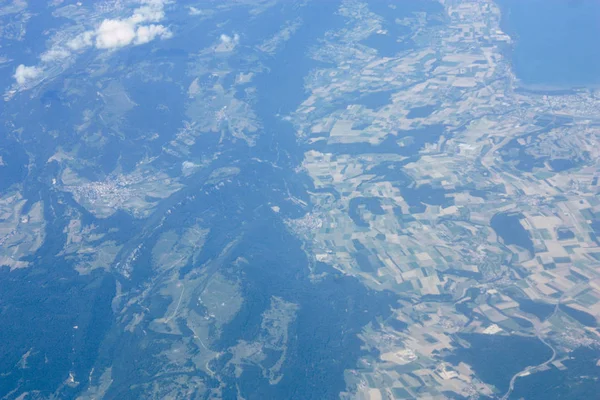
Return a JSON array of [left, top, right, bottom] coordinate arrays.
[[0, 1, 598, 399]]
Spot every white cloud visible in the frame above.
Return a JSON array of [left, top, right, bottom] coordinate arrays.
[[129, 4, 165, 24], [12, 0, 172, 90], [135, 24, 172, 45], [188, 6, 202, 16], [216, 33, 240, 52], [67, 31, 94, 50], [40, 47, 71, 62], [14, 65, 42, 85], [220, 34, 233, 44], [63, 0, 171, 53], [95, 19, 137, 49], [90, 0, 171, 50]]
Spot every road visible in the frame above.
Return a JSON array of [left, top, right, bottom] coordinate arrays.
[[500, 302, 560, 400]]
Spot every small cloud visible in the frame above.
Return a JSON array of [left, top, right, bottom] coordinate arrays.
[[135, 24, 172, 45], [220, 34, 233, 44], [216, 33, 240, 52], [40, 47, 71, 62], [67, 31, 94, 51], [14, 65, 42, 85], [10, 0, 172, 94], [95, 19, 137, 49], [188, 6, 202, 16], [88, 0, 172, 50], [129, 4, 165, 24]]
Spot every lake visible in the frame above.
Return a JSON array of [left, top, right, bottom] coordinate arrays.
[[498, 0, 600, 89]]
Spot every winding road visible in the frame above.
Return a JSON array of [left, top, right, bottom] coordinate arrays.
[[500, 302, 560, 400]]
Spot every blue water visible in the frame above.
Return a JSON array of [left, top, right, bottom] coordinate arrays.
[[498, 0, 600, 88], [367, 0, 443, 22]]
